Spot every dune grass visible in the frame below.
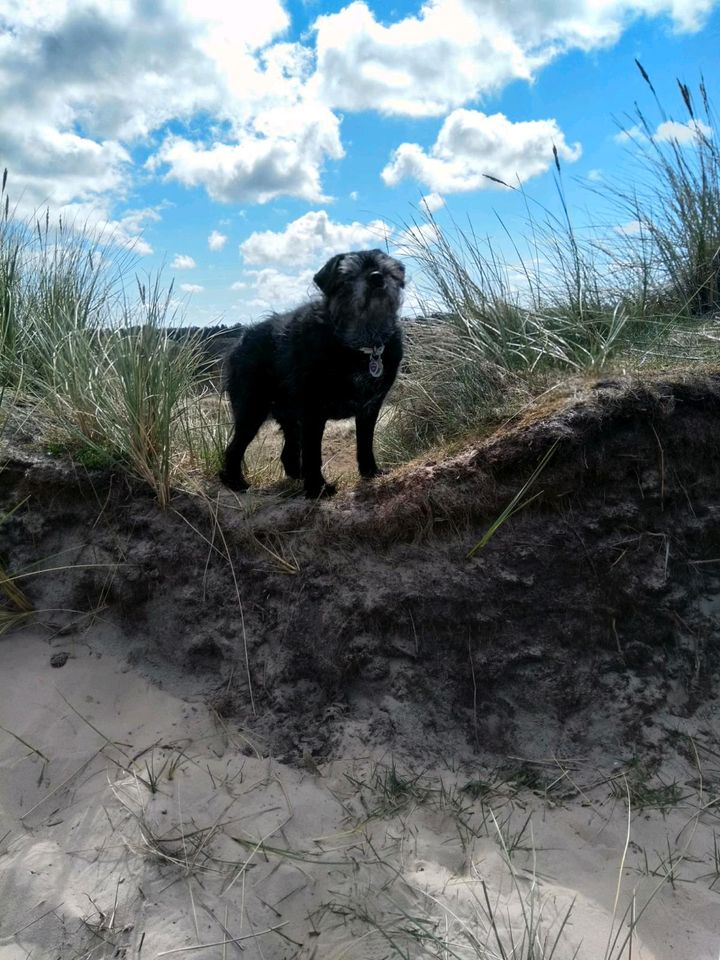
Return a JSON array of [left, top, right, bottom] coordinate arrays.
[[384, 66, 720, 461], [608, 64, 720, 317], [23, 275, 208, 508], [0, 174, 216, 505]]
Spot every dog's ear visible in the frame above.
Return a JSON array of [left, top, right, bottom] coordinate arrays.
[[313, 254, 345, 295]]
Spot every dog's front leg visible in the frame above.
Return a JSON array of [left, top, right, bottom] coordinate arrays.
[[302, 416, 336, 498], [220, 432, 251, 491], [356, 402, 385, 479]]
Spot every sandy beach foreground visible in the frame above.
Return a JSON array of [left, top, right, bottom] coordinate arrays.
[[1, 629, 719, 959]]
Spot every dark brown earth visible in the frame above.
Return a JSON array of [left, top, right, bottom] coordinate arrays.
[[3, 372, 720, 769]]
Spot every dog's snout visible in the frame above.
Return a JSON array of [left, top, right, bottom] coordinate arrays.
[[368, 271, 384, 288]]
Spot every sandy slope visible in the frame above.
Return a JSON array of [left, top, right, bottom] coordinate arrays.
[[1, 629, 719, 960]]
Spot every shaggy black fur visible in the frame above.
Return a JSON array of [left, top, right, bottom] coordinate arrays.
[[220, 249, 405, 498]]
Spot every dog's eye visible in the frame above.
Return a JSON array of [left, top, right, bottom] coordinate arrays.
[[368, 271, 384, 287]]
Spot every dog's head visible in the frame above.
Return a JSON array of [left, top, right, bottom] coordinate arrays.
[[313, 249, 405, 348]]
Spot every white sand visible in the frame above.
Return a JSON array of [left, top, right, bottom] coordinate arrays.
[[1, 629, 719, 959]]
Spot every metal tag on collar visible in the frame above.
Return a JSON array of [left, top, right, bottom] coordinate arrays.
[[368, 344, 384, 378], [360, 343, 385, 377]]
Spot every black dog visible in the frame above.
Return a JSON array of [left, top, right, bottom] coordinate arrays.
[[220, 249, 405, 498]]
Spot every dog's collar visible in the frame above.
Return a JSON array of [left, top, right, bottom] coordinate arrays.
[[358, 344, 384, 378]]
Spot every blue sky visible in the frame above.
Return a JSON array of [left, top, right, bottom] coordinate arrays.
[[2, 0, 719, 325]]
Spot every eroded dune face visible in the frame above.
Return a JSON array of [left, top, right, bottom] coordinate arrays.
[[4, 374, 720, 761]]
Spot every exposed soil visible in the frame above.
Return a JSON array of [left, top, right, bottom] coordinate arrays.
[[4, 371, 720, 769]]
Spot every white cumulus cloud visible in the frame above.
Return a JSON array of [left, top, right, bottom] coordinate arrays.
[[151, 104, 343, 204], [171, 254, 197, 269], [180, 283, 204, 293], [383, 110, 581, 193], [240, 210, 392, 267], [208, 230, 228, 251], [0, 1, 333, 213], [613, 219, 645, 236], [311, 0, 527, 117], [655, 118, 713, 142], [420, 192, 445, 213], [614, 124, 645, 144], [311, 0, 714, 117], [243, 267, 318, 311], [615, 117, 713, 145]]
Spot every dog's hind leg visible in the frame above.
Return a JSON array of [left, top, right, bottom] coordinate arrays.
[[220, 434, 250, 491], [220, 394, 270, 491], [276, 415, 302, 480], [220, 327, 274, 491]]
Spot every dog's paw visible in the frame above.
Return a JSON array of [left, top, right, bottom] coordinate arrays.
[[360, 467, 388, 480], [218, 470, 249, 492], [305, 481, 337, 499]]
